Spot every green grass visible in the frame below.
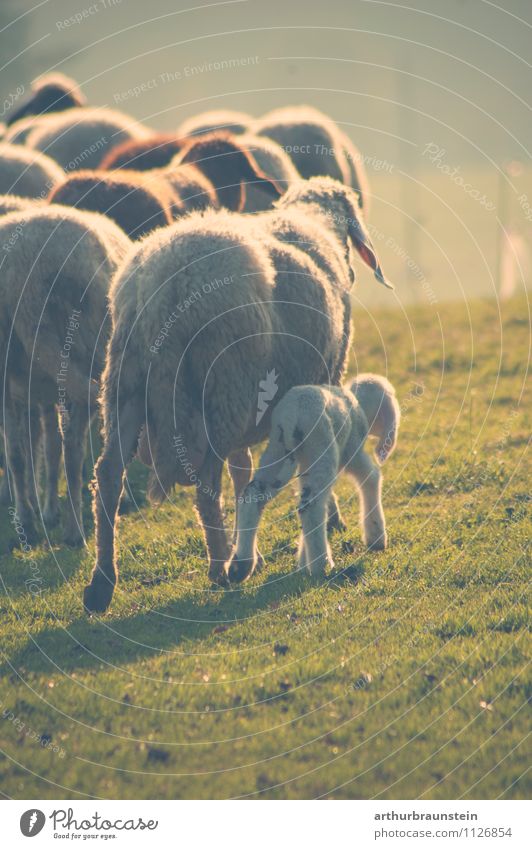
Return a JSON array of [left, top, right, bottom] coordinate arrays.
[[0, 294, 530, 800]]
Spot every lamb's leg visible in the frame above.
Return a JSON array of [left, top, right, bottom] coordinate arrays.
[[227, 447, 253, 541], [62, 402, 90, 547], [297, 485, 333, 578], [4, 402, 38, 544], [327, 491, 347, 534], [228, 444, 297, 583], [346, 450, 386, 550], [296, 449, 338, 577], [195, 456, 232, 585], [41, 405, 61, 528], [84, 399, 143, 614]]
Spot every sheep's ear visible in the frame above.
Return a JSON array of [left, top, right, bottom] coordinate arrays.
[[6, 85, 81, 125], [178, 133, 282, 212], [348, 207, 393, 289], [231, 146, 283, 212]]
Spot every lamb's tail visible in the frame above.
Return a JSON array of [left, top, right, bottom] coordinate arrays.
[[349, 373, 400, 464]]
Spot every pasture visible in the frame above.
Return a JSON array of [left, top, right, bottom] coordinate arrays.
[[0, 292, 529, 800]]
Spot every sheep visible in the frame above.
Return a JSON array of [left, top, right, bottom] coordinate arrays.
[[0, 143, 63, 198], [84, 176, 390, 613], [100, 134, 186, 171], [252, 106, 370, 210], [228, 375, 400, 581], [4, 73, 86, 128], [48, 170, 175, 238], [177, 110, 251, 138], [25, 107, 151, 171], [172, 132, 283, 211], [103, 132, 284, 213], [0, 206, 131, 546]]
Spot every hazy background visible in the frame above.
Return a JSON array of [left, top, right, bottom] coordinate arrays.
[[1, 0, 530, 306]]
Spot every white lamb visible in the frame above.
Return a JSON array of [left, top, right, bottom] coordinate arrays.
[[228, 374, 400, 582]]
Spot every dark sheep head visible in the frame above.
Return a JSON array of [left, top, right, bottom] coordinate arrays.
[[5, 73, 85, 125], [175, 132, 283, 211]]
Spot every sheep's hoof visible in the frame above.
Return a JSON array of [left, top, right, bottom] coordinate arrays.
[[228, 555, 255, 584], [327, 514, 347, 534], [83, 573, 116, 614], [208, 563, 230, 588]]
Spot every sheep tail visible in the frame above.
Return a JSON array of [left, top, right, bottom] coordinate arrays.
[[349, 374, 401, 465]]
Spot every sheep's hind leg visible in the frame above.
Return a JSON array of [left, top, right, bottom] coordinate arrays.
[[327, 491, 347, 534], [41, 405, 61, 528], [4, 401, 38, 545], [195, 455, 232, 586], [61, 402, 90, 547], [84, 399, 143, 613], [346, 450, 386, 550], [228, 445, 296, 584]]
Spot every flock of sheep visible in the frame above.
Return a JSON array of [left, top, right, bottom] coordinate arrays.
[[0, 72, 400, 614]]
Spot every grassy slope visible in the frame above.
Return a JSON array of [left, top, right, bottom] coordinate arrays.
[[0, 294, 530, 800]]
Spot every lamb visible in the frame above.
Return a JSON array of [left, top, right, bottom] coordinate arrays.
[[25, 107, 151, 171], [0, 143, 63, 198], [228, 375, 400, 581], [84, 177, 390, 613], [48, 170, 175, 238], [177, 110, 251, 138], [0, 206, 131, 545], [252, 106, 370, 210], [4, 73, 86, 128]]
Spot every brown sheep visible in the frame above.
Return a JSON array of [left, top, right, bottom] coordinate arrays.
[[49, 170, 175, 239]]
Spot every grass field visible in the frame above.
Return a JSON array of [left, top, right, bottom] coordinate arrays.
[[0, 293, 529, 800]]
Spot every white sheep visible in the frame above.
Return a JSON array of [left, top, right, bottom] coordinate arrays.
[[0, 143, 63, 198], [252, 106, 370, 211], [177, 110, 251, 138], [25, 107, 151, 171], [85, 176, 390, 612], [228, 374, 400, 581], [0, 205, 131, 545]]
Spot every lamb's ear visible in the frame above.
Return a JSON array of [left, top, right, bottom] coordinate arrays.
[[347, 204, 393, 289]]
